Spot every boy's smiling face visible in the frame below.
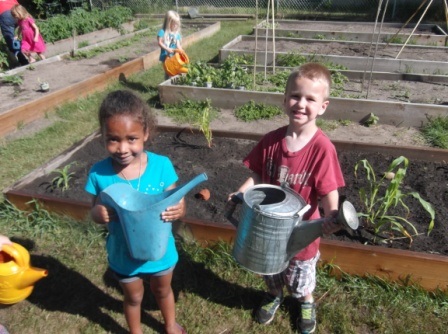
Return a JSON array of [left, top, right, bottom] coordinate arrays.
[[283, 76, 329, 128]]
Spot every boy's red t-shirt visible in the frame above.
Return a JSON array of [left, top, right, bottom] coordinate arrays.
[[243, 126, 345, 260]]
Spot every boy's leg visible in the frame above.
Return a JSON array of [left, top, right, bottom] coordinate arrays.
[[285, 252, 320, 334], [255, 273, 284, 324], [119, 278, 145, 334], [150, 270, 184, 334]]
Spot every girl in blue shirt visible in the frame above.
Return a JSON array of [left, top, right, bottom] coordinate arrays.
[[85, 90, 187, 334]]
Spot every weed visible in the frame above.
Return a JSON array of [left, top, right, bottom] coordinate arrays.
[[17, 121, 25, 130], [316, 119, 340, 132], [421, 115, 448, 149], [78, 40, 89, 48], [234, 101, 282, 122], [1, 74, 24, 86], [354, 156, 435, 244], [313, 34, 326, 40], [338, 119, 351, 126]]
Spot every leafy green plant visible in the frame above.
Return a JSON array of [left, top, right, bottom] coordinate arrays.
[[362, 113, 379, 127], [78, 40, 89, 48], [49, 162, 76, 191], [164, 99, 218, 147], [354, 156, 435, 245], [234, 101, 282, 121], [1, 74, 24, 86], [421, 115, 448, 149]]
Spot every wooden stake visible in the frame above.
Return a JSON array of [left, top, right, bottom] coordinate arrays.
[[396, 0, 434, 59]]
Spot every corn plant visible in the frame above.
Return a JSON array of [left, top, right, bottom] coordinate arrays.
[[49, 162, 76, 192], [354, 156, 435, 245], [164, 99, 217, 148]]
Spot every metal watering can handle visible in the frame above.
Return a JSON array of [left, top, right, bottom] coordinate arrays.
[[224, 192, 243, 227]]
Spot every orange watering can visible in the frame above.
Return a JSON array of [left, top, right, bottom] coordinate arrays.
[[0, 242, 48, 304], [163, 49, 189, 77]]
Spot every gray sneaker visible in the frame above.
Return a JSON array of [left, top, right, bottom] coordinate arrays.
[[255, 293, 283, 325], [297, 302, 316, 334]]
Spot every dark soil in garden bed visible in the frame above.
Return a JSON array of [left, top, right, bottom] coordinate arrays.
[[20, 129, 448, 256]]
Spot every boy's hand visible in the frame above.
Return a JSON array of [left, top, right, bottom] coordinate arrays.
[[91, 204, 115, 224], [162, 198, 185, 222], [321, 216, 342, 235]]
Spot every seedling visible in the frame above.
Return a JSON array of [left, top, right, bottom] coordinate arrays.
[[49, 162, 76, 192]]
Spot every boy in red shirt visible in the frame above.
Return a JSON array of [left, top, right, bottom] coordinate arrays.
[[230, 63, 344, 333]]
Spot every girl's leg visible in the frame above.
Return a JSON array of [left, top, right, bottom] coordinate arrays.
[[23, 52, 35, 63], [38, 53, 46, 60], [150, 272, 183, 334], [120, 278, 145, 334]]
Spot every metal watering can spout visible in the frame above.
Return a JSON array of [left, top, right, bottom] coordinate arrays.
[[100, 173, 207, 261], [286, 201, 359, 261]]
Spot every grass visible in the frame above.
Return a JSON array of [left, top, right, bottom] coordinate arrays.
[[1, 18, 448, 334]]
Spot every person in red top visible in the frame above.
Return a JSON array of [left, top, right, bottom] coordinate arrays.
[[0, 0, 28, 66], [228, 63, 344, 334]]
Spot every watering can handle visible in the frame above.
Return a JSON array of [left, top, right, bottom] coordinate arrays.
[[1, 244, 25, 268], [224, 193, 243, 226]]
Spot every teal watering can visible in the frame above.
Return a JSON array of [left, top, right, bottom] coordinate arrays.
[[100, 173, 208, 261]]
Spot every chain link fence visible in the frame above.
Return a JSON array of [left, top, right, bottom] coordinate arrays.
[[88, 0, 445, 22]]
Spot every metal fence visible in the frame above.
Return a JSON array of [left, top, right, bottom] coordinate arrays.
[[89, 0, 445, 21]]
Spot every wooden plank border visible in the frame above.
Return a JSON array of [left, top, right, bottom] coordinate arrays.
[[0, 22, 221, 138]]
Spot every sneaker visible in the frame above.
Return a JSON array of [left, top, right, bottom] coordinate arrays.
[[255, 293, 283, 325], [297, 302, 316, 334]]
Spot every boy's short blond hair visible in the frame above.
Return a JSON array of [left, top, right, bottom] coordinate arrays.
[[285, 63, 332, 100]]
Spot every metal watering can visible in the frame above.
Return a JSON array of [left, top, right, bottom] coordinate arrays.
[[0, 243, 48, 305], [226, 184, 359, 275], [100, 173, 207, 261]]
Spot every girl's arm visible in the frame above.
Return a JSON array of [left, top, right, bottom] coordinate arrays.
[[0, 235, 12, 251], [161, 184, 186, 222], [30, 22, 40, 42], [158, 37, 174, 54], [176, 37, 183, 51]]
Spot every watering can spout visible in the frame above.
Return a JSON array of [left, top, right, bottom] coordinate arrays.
[[18, 267, 48, 289], [286, 201, 360, 260], [100, 173, 208, 261]]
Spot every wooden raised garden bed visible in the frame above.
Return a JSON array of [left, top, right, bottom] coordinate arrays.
[[254, 20, 448, 46], [0, 22, 221, 138], [3, 126, 448, 292], [219, 35, 448, 74], [158, 79, 447, 127]]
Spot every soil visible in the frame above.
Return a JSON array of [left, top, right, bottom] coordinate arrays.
[[19, 127, 448, 257], [3, 20, 448, 257], [267, 21, 441, 34], [235, 38, 448, 61]]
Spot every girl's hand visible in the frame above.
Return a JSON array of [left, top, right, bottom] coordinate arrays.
[[0, 235, 12, 251], [91, 204, 115, 224], [161, 198, 185, 222]]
